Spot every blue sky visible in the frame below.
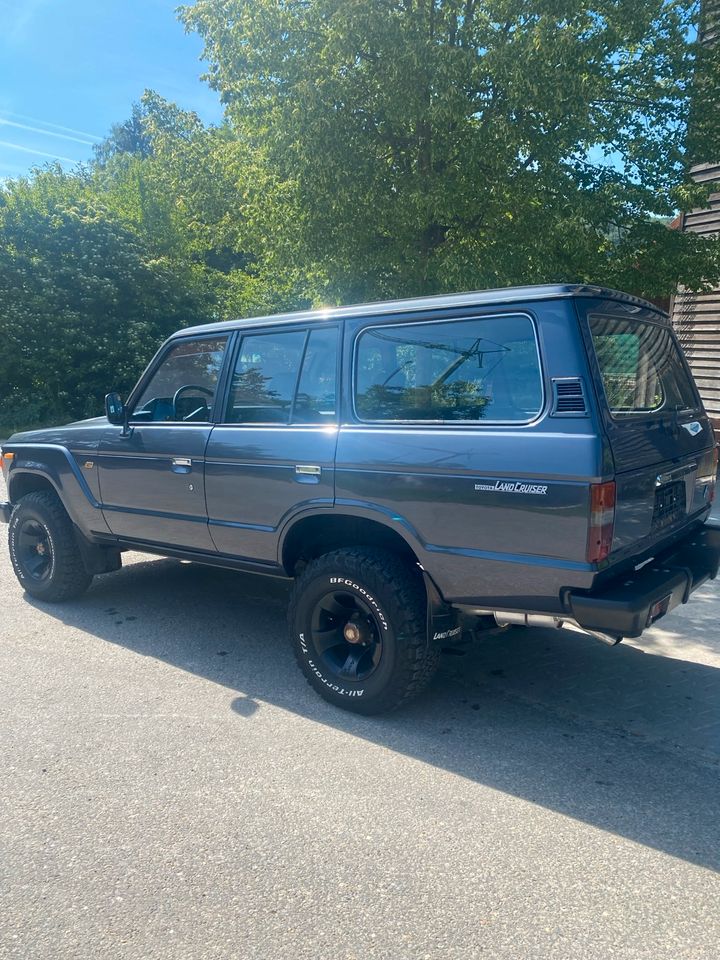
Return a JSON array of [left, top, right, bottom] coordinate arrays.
[[0, 0, 223, 180]]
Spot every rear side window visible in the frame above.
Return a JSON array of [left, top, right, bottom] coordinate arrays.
[[589, 316, 698, 417], [354, 314, 543, 422], [225, 326, 338, 424], [294, 327, 339, 423]]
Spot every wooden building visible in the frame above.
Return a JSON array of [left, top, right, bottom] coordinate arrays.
[[671, 2, 720, 425]]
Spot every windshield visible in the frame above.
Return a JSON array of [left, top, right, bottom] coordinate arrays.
[[589, 315, 699, 417]]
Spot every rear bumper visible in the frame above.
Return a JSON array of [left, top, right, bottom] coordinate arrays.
[[0, 501, 10, 523], [568, 523, 720, 638]]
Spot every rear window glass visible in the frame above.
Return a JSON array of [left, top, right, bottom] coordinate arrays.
[[589, 316, 698, 417], [355, 314, 543, 422]]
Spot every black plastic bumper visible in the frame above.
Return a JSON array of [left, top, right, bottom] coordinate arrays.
[[568, 523, 720, 638], [0, 501, 10, 524]]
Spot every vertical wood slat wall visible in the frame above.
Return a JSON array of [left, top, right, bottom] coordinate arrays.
[[671, 1, 720, 422], [672, 162, 720, 419]]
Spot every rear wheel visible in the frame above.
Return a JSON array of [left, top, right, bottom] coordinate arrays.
[[288, 547, 439, 714], [8, 491, 93, 601]]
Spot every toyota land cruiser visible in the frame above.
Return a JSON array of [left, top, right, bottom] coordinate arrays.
[[3, 284, 719, 713]]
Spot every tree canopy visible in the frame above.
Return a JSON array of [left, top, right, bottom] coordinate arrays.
[[0, 167, 210, 428], [182, 0, 720, 300], [1, 0, 719, 431]]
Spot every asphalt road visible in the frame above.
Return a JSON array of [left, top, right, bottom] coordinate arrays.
[[2, 481, 720, 959]]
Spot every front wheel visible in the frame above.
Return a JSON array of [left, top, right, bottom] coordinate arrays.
[[288, 547, 439, 714], [8, 491, 93, 601]]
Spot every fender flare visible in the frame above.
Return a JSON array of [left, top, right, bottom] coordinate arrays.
[[278, 501, 460, 647], [6, 444, 110, 535], [277, 499, 426, 563]]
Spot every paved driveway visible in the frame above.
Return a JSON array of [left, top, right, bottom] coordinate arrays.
[[1, 477, 720, 959]]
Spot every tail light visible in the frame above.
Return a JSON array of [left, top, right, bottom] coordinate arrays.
[[697, 446, 718, 504], [587, 480, 616, 563], [710, 447, 718, 504]]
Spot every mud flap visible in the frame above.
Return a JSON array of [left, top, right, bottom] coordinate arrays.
[[73, 527, 122, 575], [423, 571, 462, 649]]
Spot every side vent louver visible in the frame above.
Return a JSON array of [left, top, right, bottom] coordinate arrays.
[[552, 378, 588, 416]]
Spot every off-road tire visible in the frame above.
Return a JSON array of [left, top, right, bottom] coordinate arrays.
[[8, 491, 93, 602], [288, 547, 439, 714]]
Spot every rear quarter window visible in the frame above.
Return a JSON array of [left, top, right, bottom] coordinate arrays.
[[354, 314, 543, 423], [589, 315, 698, 417]]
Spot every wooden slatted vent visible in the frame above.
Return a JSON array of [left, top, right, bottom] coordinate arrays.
[[551, 378, 588, 416]]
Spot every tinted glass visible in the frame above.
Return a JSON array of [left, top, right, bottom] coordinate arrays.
[[355, 315, 542, 422], [589, 316, 698, 416], [131, 337, 228, 423], [226, 330, 306, 424], [293, 327, 339, 423]]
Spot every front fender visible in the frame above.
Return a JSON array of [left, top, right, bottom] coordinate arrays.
[[6, 444, 111, 536]]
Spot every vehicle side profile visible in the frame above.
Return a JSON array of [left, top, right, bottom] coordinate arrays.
[[2, 284, 719, 713]]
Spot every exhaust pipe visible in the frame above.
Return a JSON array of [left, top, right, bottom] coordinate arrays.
[[477, 610, 622, 646]]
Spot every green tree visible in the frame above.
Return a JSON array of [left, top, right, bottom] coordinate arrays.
[[0, 169, 210, 430], [91, 91, 310, 319], [181, 0, 720, 301], [93, 102, 155, 164]]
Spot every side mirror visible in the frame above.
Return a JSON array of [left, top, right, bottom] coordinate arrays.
[[105, 392, 127, 427]]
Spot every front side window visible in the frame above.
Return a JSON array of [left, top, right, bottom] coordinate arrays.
[[225, 326, 338, 425], [131, 337, 228, 423], [354, 314, 543, 422], [589, 315, 698, 416]]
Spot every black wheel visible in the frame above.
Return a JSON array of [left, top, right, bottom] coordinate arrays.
[[288, 547, 439, 714], [8, 491, 93, 602]]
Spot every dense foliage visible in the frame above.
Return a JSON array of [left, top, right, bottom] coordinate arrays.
[[182, 0, 720, 301], [1, 0, 719, 432], [0, 168, 209, 429]]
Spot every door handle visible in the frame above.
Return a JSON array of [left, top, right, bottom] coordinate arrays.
[[656, 462, 697, 486], [172, 457, 192, 473], [295, 464, 321, 483]]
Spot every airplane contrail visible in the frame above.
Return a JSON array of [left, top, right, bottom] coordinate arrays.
[[2, 111, 103, 142], [0, 140, 75, 163], [0, 118, 96, 145]]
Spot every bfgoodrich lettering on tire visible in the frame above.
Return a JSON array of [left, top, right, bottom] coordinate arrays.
[[288, 547, 439, 714], [8, 491, 93, 602]]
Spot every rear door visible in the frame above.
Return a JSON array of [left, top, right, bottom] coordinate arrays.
[[581, 299, 716, 559], [204, 323, 339, 563]]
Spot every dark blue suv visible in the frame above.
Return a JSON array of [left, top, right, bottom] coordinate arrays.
[[3, 285, 719, 713]]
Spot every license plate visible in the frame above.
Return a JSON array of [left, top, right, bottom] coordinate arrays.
[[651, 480, 686, 532]]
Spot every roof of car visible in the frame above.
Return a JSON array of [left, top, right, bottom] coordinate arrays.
[[175, 283, 666, 338]]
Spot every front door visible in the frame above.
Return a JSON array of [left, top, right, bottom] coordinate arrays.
[[205, 324, 339, 562], [98, 335, 230, 550]]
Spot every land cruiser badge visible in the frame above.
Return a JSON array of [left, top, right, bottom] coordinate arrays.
[[474, 479, 548, 495]]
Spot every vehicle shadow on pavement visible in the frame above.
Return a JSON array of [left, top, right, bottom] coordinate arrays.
[[30, 555, 720, 874]]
